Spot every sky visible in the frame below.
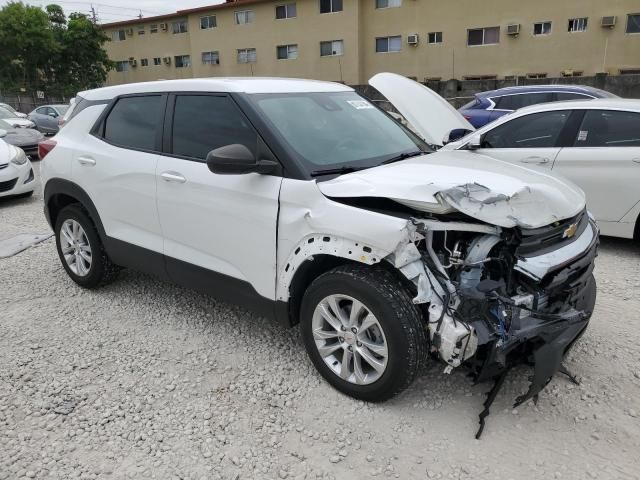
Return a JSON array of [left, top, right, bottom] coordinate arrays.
[[0, 0, 225, 23]]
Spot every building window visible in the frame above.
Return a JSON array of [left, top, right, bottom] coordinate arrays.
[[568, 18, 588, 32], [627, 14, 640, 33], [463, 74, 497, 80], [375, 0, 401, 8], [237, 48, 257, 63], [112, 30, 126, 41], [277, 44, 298, 59], [173, 20, 188, 34], [175, 55, 191, 68], [320, 39, 344, 56], [202, 51, 220, 65], [467, 26, 500, 46], [153, 57, 161, 66], [200, 15, 217, 29], [375, 36, 402, 53], [527, 73, 547, 79], [115, 60, 129, 72], [533, 21, 552, 35], [150, 24, 158, 33], [140, 58, 149, 67], [138, 26, 145, 35], [428, 31, 443, 44], [235, 10, 255, 24], [620, 68, 640, 75], [275, 3, 296, 19], [320, 0, 342, 14]]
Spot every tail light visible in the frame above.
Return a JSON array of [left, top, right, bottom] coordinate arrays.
[[58, 118, 65, 127], [463, 115, 472, 121], [38, 139, 57, 160]]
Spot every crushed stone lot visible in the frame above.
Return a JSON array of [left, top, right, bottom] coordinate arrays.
[[1, 165, 639, 480]]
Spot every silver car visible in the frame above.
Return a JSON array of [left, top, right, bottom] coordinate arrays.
[[28, 104, 69, 135], [0, 119, 44, 158]]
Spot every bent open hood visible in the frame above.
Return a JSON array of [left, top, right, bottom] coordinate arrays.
[[317, 151, 586, 229], [369, 73, 473, 147]]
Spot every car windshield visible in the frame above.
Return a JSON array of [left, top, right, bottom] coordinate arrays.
[[1, 104, 17, 113], [247, 92, 429, 173], [0, 107, 16, 119], [0, 119, 12, 129]]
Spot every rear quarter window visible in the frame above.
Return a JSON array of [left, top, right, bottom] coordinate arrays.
[[103, 95, 164, 151]]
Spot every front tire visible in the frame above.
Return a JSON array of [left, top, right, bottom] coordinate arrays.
[[54, 203, 119, 288], [301, 264, 427, 402]]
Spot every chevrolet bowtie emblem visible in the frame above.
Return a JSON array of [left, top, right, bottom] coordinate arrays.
[[563, 223, 578, 239]]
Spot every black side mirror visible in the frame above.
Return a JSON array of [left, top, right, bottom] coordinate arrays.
[[443, 128, 474, 145], [206, 144, 279, 175]]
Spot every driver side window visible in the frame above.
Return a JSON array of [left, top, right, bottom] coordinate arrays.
[[481, 110, 570, 148]]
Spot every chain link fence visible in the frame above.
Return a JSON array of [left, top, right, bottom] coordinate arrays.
[[0, 91, 70, 114]]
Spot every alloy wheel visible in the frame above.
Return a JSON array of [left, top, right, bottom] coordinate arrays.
[[60, 219, 92, 277]]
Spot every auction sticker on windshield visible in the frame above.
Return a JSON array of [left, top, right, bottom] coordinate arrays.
[[347, 100, 374, 110]]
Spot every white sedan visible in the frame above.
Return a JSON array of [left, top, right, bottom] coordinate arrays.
[[440, 99, 640, 239], [0, 132, 36, 199]]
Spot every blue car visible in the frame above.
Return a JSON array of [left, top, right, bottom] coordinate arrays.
[[459, 85, 617, 128]]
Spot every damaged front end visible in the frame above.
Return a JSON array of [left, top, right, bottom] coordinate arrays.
[[390, 207, 598, 437]]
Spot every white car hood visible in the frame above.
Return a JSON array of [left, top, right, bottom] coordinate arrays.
[[317, 151, 586, 229], [5, 118, 33, 128], [0, 139, 15, 166], [369, 72, 473, 147]]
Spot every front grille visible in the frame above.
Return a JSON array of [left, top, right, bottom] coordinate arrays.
[[0, 178, 18, 193], [516, 209, 588, 256]]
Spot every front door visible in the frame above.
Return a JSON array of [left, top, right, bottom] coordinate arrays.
[[472, 110, 573, 170], [156, 93, 282, 301]]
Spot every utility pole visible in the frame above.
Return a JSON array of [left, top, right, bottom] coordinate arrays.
[[90, 5, 98, 24], [138, 10, 143, 19]]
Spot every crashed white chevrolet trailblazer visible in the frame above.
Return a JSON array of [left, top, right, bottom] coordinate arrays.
[[40, 73, 598, 437]]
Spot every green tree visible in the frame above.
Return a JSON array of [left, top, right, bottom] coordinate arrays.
[[0, 2, 112, 96], [0, 2, 56, 91]]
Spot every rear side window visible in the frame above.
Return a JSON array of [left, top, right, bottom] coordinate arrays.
[[481, 110, 570, 148], [555, 92, 591, 101], [493, 92, 554, 110], [103, 95, 164, 151], [171, 95, 257, 160], [575, 110, 640, 147]]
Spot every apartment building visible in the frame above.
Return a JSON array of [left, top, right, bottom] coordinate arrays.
[[102, 0, 640, 86]]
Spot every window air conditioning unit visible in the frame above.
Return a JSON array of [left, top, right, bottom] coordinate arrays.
[[126, 28, 134, 36], [128, 57, 137, 67], [506, 24, 520, 35], [160, 23, 168, 31], [562, 69, 574, 77], [163, 56, 172, 64], [601, 16, 617, 28], [407, 34, 419, 45]]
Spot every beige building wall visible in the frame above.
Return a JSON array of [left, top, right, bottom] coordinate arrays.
[[102, 0, 640, 86]]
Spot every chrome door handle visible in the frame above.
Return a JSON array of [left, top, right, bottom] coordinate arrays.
[[77, 156, 96, 166], [160, 171, 186, 183], [521, 156, 549, 165]]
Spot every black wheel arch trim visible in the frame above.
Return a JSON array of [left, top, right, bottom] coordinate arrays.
[[44, 178, 107, 241]]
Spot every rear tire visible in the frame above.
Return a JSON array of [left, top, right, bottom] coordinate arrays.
[[54, 203, 119, 288], [301, 264, 427, 402]]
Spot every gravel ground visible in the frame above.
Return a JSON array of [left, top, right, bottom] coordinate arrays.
[[1, 164, 639, 480]]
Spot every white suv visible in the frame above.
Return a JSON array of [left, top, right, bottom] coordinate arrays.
[[40, 74, 598, 411]]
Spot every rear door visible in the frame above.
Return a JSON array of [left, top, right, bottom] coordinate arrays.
[[552, 109, 640, 222], [156, 93, 282, 300], [71, 94, 165, 263], [471, 110, 573, 169]]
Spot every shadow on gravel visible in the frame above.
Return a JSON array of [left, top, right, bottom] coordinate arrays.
[[599, 236, 640, 257]]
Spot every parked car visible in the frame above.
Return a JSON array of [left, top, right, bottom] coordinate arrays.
[[459, 85, 617, 128], [443, 98, 640, 240], [40, 76, 597, 420], [0, 119, 44, 158], [0, 106, 36, 129], [0, 102, 28, 118], [28, 104, 69, 135], [0, 132, 36, 199]]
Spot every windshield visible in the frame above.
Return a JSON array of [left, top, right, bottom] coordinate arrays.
[[0, 108, 15, 119], [1, 104, 17, 113], [0, 119, 11, 129], [247, 92, 428, 173]]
